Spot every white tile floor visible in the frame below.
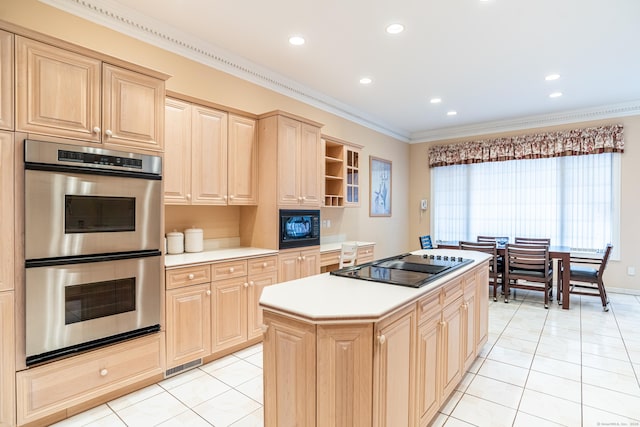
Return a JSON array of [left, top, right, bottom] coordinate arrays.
[[52, 290, 640, 427]]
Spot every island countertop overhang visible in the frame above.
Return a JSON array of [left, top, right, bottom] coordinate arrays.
[[259, 249, 491, 323]]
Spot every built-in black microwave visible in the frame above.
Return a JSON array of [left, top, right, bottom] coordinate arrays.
[[279, 209, 321, 249]]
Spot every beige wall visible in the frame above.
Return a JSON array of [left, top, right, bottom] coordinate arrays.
[[2, 0, 410, 260], [410, 116, 640, 291]]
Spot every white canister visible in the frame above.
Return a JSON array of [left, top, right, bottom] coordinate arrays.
[[184, 227, 204, 253], [166, 231, 184, 254]]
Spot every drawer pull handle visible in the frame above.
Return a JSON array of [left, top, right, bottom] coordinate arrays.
[[378, 334, 386, 345], [206, 290, 212, 296], [244, 282, 249, 288], [100, 369, 108, 377], [188, 274, 194, 280]]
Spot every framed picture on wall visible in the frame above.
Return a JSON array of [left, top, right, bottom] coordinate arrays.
[[369, 156, 392, 217]]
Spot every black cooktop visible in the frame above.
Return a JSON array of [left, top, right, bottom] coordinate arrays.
[[330, 253, 473, 288]]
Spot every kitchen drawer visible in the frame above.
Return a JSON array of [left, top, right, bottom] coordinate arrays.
[[166, 264, 211, 289], [248, 256, 278, 276], [442, 276, 464, 306], [212, 259, 247, 281], [356, 245, 375, 265], [417, 288, 442, 325], [320, 250, 341, 267], [16, 333, 164, 425]]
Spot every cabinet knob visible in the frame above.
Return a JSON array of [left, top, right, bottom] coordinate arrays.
[[229, 267, 235, 273], [261, 324, 269, 334], [187, 194, 192, 200], [244, 282, 249, 288], [298, 196, 303, 202], [301, 255, 306, 261], [92, 126, 101, 134], [99, 368, 108, 377], [249, 281, 255, 286], [262, 262, 267, 268], [105, 129, 113, 137], [187, 273, 194, 280], [206, 290, 212, 296], [297, 256, 302, 261], [377, 334, 386, 345], [223, 195, 228, 200], [229, 195, 234, 200]]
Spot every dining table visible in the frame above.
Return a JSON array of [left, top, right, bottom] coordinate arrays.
[[435, 241, 573, 309]]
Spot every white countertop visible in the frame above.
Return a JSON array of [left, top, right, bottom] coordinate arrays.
[[165, 247, 278, 268], [259, 249, 490, 322], [320, 241, 376, 253]]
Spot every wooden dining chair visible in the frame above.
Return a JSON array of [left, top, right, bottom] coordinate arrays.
[[514, 237, 551, 246], [419, 235, 433, 249], [460, 240, 501, 301], [339, 242, 358, 268], [504, 243, 553, 308], [477, 235, 509, 245], [561, 244, 613, 311]]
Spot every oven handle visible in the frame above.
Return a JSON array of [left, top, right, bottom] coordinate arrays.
[[26, 250, 162, 268], [25, 162, 161, 181]]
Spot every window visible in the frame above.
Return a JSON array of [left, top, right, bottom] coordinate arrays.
[[431, 153, 620, 253]]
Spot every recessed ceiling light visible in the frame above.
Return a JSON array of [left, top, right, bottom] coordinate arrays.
[[359, 77, 372, 85], [386, 23, 404, 34], [549, 92, 563, 98], [447, 111, 457, 116], [288, 35, 305, 46], [545, 74, 560, 81], [430, 98, 442, 104]]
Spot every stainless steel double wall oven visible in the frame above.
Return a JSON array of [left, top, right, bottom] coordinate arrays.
[[24, 140, 163, 366]]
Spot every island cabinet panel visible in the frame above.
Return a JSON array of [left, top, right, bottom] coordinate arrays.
[[441, 296, 463, 400], [462, 273, 478, 372], [372, 304, 417, 427], [416, 290, 441, 426], [317, 323, 373, 427], [476, 267, 489, 350], [263, 312, 316, 427]]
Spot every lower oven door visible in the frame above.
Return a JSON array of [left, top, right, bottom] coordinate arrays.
[[25, 254, 161, 365]]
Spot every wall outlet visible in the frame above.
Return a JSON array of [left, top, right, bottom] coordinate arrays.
[[628, 266, 636, 276]]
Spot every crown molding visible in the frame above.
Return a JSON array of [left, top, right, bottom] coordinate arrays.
[[39, 0, 411, 142], [39, 0, 640, 145], [409, 100, 640, 143]]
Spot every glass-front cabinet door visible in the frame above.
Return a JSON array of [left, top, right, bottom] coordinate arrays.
[[345, 148, 360, 206]]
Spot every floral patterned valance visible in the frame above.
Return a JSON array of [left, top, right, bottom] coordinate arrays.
[[428, 124, 624, 168]]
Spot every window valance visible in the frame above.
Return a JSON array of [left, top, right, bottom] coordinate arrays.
[[428, 124, 624, 168]]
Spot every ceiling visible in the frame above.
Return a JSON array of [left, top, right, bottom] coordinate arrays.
[[42, 0, 640, 142]]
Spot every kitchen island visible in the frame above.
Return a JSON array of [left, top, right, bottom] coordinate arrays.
[[259, 249, 490, 427]]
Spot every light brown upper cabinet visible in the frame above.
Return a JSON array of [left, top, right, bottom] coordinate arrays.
[[322, 135, 362, 208], [164, 97, 257, 205], [0, 31, 13, 131], [259, 112, 322, 208], [16, 36, 165, 152]]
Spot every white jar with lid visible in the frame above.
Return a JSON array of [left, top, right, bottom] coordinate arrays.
[[184, 227, 203, 253], [166, 231, 184, 254]]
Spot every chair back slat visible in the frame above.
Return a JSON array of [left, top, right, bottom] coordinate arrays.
[[506, 244, 550, 271], [339, 243, 358, 269], [419, 235, 433, 249], [514, 237, 551, 246]]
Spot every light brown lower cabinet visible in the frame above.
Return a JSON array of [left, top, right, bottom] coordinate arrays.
[[165, 255, 278, 370], [0, 292, 15, 427], [277, 247, 320, 283], [262, 261, 489, 427], [16, 333, 164, 426]]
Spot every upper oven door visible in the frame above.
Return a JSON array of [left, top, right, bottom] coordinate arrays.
[[25, 169, 161, 260]]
